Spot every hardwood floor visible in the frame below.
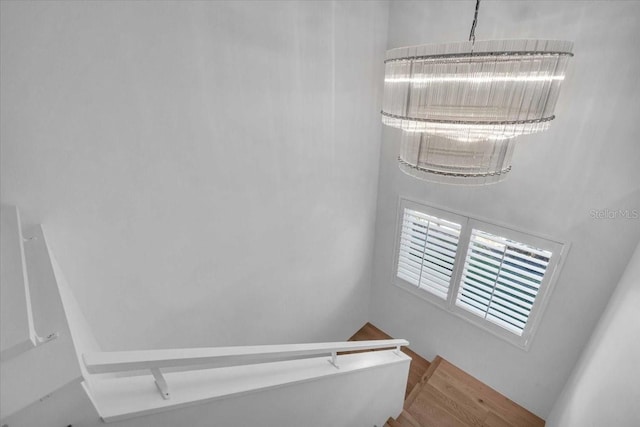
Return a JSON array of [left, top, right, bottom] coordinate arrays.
[[348, 323, 544, 427], [401, 356, 544, 427], [347, 322, 430, 399]]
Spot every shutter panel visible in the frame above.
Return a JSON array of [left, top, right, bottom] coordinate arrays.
[[455, 229, 553, 336], [397, 208, 462, 300]]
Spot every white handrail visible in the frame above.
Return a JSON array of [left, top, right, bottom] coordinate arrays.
[[83, 339, 409, 374]]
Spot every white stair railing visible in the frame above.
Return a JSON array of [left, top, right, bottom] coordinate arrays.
[[84, 339, 408, 400]]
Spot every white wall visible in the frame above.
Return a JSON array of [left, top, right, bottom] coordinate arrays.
[[48, 230, 103, 379], [0, 1, 388, 350], [547, 241, 640, 426], [370, 0, 640, 418]]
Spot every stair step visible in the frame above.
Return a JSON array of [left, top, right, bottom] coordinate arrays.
[[350, 324, 544, 427], [403, 355, 544, 427], [403, 355, 442, 411], [397, 410, 422, 426], [386, 410, 422, 427], [386, 416, 402, 427]]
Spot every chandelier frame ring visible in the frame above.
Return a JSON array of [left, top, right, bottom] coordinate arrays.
[[398, 157, 512, 178], [381, 111, 555, 126], [384, 50, 573, 64]]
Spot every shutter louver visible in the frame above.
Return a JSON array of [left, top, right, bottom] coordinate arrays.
[[456, 229, 553, 336], [397, 208, 462, 299]]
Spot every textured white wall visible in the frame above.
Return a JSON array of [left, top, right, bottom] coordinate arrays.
[[0, 1, 388, 350], [370, 0, 640, 418], [547, 242, 640, 426]]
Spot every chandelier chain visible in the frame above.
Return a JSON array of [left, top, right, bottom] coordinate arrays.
[[469, 0, 481, 44]]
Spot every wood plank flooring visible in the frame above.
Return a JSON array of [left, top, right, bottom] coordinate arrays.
[[403, 356, 544, 427], [347, 323, 545, 427]]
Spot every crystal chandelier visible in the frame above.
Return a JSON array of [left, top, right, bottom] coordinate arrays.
[[382, 0, 573, 185]]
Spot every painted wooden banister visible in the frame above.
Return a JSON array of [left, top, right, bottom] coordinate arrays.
[[84, 339, 409, 400], [83, 339, 409, 374]]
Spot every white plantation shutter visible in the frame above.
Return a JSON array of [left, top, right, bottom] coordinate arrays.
[[456, 229, 553, 336], [397, 208, 462, 299], [394, 199, 564, 349]]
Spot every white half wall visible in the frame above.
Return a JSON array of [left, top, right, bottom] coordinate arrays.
[[0, 1, 388, 350], [370, 0, 640, 418], [546, 241, 640, 426], [4, 352, 409, 427]]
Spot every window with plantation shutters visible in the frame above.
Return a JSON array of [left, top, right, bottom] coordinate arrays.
[[397, 208, 462, 300], [394, 198, 565, 349], [456, 229, 552, 336]]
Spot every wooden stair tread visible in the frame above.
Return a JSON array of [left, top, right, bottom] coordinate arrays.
[[410, 383, 485, 427], [386, 417, 402, 427], [429, 358, 543, 427], [347, 324, 544, 427], [405, 355, 442, 409], [387, 410, 421, 427], [482, 412, 517, 427], [404, 355, 544, 427], [397, 410, 422, 427]]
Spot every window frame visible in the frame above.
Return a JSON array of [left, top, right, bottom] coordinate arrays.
[[392, 197, 568, 350]]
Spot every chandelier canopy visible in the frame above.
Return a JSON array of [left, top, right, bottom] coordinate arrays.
[[381, 2, 573, 185]]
